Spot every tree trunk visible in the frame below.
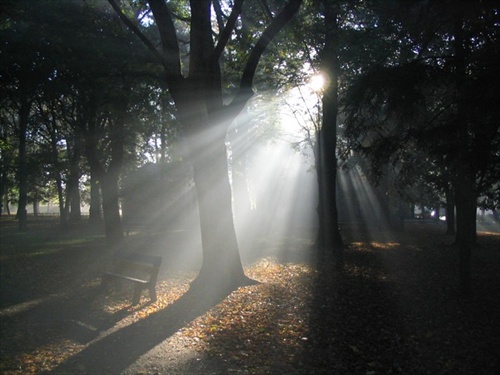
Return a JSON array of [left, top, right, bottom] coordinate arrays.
[[82, 90, 126, 241], [320, 1, 343, 253], [55, 171, 66, 225], [88, 174, 103, 226], [17, 86, 29, 231], [445, 189, 455, 235], [315, 129, 326, 248], [67, 131, 83, 222], [33, 193, 39, 217], [0, 184, 3, 216], [50, 130, 66, 226], [189, 129, 249, 291], [100, 172, 123, 243]]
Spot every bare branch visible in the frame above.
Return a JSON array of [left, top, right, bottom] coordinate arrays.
[[107, 0, 165, 66], [213, 0, 244, 63], [212, 0, 225, 32]]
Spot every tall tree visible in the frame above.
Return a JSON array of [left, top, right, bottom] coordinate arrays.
[[317, 0, 343, 252], [1, 0, 57, 229], [343, 0, 500, 295], [110, 0, 302, 290]]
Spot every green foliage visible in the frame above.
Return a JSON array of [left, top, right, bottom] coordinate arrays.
[[342, 0, 500, 208]]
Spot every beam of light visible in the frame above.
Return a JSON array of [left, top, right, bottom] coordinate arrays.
[[231, 129, 318, 265], [337, 165, 393, 242], [227, 92, 318, 265]]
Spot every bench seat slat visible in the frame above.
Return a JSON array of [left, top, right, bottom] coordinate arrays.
[[103, 272, 149, 284]]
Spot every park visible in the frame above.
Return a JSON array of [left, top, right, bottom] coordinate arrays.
[[1, 0, 499, 374]]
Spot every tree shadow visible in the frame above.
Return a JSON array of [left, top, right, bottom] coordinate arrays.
[[46, 284, 236, 374], [1, 285, 142, 361], [300, 241, 418, 373]]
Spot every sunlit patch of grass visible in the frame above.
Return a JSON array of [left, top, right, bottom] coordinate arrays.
[[349, 242, 373, 252], [350, 241, 366, 247], [477, 231, 500, 236], [370, 241, 400, 250]]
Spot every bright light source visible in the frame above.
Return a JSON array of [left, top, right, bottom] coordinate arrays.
[[309, 74, 325, 92]]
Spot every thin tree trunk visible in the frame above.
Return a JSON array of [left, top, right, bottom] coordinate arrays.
[[445, 189, 455, 235], [100, 172, 123, 242], [68, 131, 83, 222], [49, 131, 67, 226], [88, 174, 103, 226], [33, 193, 39, 217], [17, 86, 29, 231], [82, 90, 126, 241]]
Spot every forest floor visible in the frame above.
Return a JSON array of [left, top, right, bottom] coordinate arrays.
[[0, 216, 499, 374]]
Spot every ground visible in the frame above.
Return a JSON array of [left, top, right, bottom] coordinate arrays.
[[0, 217, 499, 374]]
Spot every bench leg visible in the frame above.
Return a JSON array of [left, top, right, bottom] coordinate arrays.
[[149, 285, 157, 303], [132, 286, 142, 305]]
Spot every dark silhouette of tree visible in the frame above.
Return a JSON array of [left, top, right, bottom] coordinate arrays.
[[110, 0, 303, 290], [343, 0, 500, 296]]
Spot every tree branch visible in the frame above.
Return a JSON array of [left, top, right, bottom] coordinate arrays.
[[231, 0, 303, 109], [213, 0, 244, 63], [107, 0, 165, 66], [148, 0, 182, 82], [212, 0, 225, 33]]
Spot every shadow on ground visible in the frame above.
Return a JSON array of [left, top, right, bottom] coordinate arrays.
[[42, 285, 233, 374]]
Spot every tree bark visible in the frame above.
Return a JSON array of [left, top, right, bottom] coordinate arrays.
[[48, 126, 67, 226], [188, 127, 248, 290], [319, 0, 343, 253], [17, 83, 29, 231], [100, 172, 123, 242], [445, 189, 455, 235], [88, 174, 103, 226], [67, 130, 83, 222]]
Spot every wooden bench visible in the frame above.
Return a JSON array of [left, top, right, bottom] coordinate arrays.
[[102, 252, 162, 305]]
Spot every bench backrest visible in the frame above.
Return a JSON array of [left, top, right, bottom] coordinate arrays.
[[112, 252, 162, 282]]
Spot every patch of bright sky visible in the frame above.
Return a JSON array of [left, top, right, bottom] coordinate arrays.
[[277, 72, 325, 146]]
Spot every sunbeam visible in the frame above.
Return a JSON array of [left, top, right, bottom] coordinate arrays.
[[338, 166, 392, 241], [229, 108, 318, 264]]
